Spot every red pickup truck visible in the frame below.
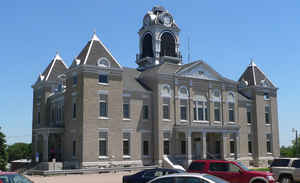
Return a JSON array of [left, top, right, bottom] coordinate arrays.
[[187, 160, 275, 183]]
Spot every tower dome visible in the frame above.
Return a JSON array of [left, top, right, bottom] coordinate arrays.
[[136, 6, 181, 71]]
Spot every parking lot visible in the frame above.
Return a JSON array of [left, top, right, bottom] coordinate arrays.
[[27, 172, 131, 183]]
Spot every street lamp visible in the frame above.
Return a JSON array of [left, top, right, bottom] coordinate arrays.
[[293, 128, 298, 157]]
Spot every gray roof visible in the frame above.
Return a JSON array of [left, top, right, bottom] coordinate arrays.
[[36, 53, 68, 84], [239, 61, 276, 88], [123, 67, 151, 93], [238, 92, 251, 102], [70, 33, 122, 69]]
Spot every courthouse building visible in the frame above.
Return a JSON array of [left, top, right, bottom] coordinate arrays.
[[31, 6, 280, 169]]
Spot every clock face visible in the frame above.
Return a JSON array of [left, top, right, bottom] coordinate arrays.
[[143, 16, 150, 26], [164, 15, 171, 25]]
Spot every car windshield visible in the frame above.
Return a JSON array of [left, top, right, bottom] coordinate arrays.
[[236, 161, 249, 171], [271, 159, 290, 167], [0, 174, 33, 183], [203, 174, 229, 183]]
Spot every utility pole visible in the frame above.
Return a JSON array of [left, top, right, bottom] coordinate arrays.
[[293, 128, 298, 157]]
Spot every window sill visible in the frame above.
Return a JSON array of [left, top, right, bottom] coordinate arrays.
[[162, 119, 171, 122], [265, 123, 271, 126], [123, 155, 131, 159], [98, 83, 109, 86], [227, 121, 237, 124], [123, 118, 131, 121], [264, 99, 270, 101], [213, 121, 221, 124], [248, 123, 252, 126], [142, 155, 151, 158], [98, 117, 110, 120], [248, 153, 252, 156], [180, 120, 188, 122], [267, 152, 273, 155], [99, 156, 109, 159], [193, 120, 209, 123]]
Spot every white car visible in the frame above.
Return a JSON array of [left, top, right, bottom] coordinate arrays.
[[147, 173, 229, 183]]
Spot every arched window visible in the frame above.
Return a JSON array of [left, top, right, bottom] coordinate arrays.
[[227, 92, 235, 122], [193, 94, 209, 121], [161, 84, 171, 97], [97, 58, 110, 68], [142, 34, 153, 58], [178, 86, 188, 98], [160, 32, 176, 57], [178, 86, 188, 121], [212, 89, 221, 122]]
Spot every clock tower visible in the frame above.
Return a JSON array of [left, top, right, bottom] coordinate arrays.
[[136, 6, 182, 71]]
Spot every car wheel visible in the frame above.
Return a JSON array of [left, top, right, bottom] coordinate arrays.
[[280, 176, 293, 183]]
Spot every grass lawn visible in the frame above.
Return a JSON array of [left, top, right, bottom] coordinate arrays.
[[250, 168, 270, 172]]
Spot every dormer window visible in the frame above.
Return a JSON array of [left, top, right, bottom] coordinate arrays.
[[97, 58, 110, 68], [264, 93, 270, 100], [99, 74, 108, 84]]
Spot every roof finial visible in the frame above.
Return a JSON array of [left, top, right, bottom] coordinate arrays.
[[91, 29, 100, 42], [54, 51, 62, 60], [249, 57, 256, 67]]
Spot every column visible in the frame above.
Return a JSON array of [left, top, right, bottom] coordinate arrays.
[[221, 132, 226, 159], [201, 132, 207, 159], [186, 130, 192, 167], [43, 133, 49, 162], [234, 132, 240, 160]]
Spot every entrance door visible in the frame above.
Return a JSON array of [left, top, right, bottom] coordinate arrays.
[[195, 141, 201, 160]]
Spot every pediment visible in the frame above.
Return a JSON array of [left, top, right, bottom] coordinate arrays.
[[177, 62, 221, 81]]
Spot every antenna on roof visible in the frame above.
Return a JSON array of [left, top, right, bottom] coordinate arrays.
[[187, 36, 191, 63]]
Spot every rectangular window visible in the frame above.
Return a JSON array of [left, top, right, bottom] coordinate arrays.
[[194, 101, 208, 121], [163, 132, 170, 155], [37, 111, 41, 124], [99, 94, 108, 117], [181, 140, 186, 154], [228, 102, 235, 122], [62, 105, 64, 121], [266, 134, 272, 153], [72, 140, 76, 157], [264, 93, 270, 100], [163, 98, 170, 119], [143, 140, 149, 156], [51, 108, 55, 122], [123, 132, 130, 156], [230, 140, 235, 154], [265, 105, 271, 124], [98, 74, 108, 84], [216, 140, 220, 154], [73, 75, 77, 85], [143, 105, 149, 120], [214, 102, 220, 121], [180, 99, 187, 120], [123, 97, 130, 119], [99, 132, 108, 156], [248, 134, 252, 154], [72, 102, 77, 119], [247, 106, 252, 124]]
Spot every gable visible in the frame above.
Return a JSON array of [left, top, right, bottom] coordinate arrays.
[[177, 62, 221, 81]]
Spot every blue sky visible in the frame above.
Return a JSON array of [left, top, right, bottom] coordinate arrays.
[[0, 1, 299, 146]]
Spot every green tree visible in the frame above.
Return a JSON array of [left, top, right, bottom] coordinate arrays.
[[280, 136, 300, 157], [7, 143, 32, 162], [0, 130, 8, 171]]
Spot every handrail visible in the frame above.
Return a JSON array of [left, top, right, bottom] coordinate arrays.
[[26, 165, 158, 176]]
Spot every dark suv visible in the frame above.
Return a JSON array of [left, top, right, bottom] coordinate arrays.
[[187, 160, 275, 183]]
